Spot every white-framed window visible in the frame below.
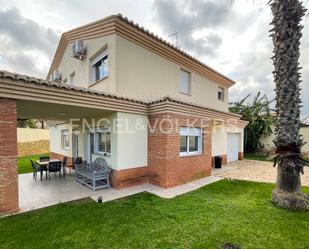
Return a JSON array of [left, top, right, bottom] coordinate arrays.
[[69, 71, 75, 86], [61, 130, 70, 150], [179, 127, 202, 156], [90, 48, 108, 83], [180, 69, 191, 95], [95, 128, 111, 155], [218, 87, 225, 101]]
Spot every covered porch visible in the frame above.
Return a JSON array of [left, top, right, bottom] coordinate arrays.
[[0, 71, 148, 214]]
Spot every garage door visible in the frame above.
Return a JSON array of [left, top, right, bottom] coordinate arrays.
[[227, 133, 240, 162]]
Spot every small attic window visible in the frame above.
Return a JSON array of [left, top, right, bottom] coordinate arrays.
[[218, 87, 225, 101]]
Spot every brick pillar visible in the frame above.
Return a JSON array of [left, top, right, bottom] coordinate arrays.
[[0, 98, 18, 214]]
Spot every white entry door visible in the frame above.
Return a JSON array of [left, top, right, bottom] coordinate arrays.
[[227, 133, 240, 162]]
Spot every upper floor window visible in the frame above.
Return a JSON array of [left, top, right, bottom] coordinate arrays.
[[180, 69, 191, 95], [91, 48, 108, 83], [218, 87, 225, 101]]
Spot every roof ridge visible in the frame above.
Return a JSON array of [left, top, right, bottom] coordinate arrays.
[[62, 14, 118, 36]]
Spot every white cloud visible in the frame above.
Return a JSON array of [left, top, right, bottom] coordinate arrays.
[[0, 0, 308, 115], [0, 7, 60, 77], [152, 0, 309, 115]]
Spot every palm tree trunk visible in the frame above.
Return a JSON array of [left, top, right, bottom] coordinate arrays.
[[270, 0, 309, 210], [276, 163, 301, 193]]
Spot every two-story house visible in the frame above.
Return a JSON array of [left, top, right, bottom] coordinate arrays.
[[45, 14, 247, 188], [0, 14, 248, 214]]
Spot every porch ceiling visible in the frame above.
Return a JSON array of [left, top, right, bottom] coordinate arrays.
[[17, 100, 112, 121]]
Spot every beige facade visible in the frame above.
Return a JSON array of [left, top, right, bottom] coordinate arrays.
[[115, 35, 229, 111], [58, 34, 117, 93], [212, 124, 244, 157], [56, 33, 229, 112], [49, 112, 148, 170]]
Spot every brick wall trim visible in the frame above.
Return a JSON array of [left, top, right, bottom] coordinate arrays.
[[0, 98, 18, 214]]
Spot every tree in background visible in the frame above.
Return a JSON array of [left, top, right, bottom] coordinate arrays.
[[269, 0, 309, 210], [37, 120, 45, 129], [17, 119, 47, 129], [17, 119, 37, 128], [229, 92, 274, 153]]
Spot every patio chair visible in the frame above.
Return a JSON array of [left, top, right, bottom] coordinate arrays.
[[75, 157, 111, 191], [67, 157, 83, 175], [48, 161, 62, 180], [62, 156, 68, 177], [39, 156, 50, 162], [30, 160, 41, 181]]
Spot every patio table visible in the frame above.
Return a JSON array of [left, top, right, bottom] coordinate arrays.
[[36, 159, 63, 181]]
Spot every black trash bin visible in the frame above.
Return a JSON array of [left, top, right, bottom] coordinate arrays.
[[214, 156, 222, 168]]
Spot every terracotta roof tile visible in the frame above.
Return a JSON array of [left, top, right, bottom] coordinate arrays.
[[0, 69, 240, 118], [148, 95, 241, 118], [0, 70, 147, 104]]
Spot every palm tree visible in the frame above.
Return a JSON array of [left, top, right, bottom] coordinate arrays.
[[228, 0, 309, 210], [229, 92, 274, 153], [269, 0, 309, 210]]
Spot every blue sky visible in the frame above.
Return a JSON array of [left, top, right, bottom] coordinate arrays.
[[0, 0, 308, 117]]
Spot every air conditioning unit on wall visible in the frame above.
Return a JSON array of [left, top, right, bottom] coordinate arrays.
[[72, 40, 86, 60], [51, 69, 62, 82]]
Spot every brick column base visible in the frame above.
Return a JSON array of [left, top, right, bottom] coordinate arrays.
[[0, 98, 18, 214], [110, 166, 149, 189], [238, 152, 244, 160], [50, 152, 73, 164]]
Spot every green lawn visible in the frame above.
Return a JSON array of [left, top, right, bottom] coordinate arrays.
[[245, 154, 309, 162], [18, 153, 49, 174], [1, 180, 309, 249]]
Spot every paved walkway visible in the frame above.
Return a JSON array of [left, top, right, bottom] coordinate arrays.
[[215, 159, 309, 187], [18, 173, 222, 213]]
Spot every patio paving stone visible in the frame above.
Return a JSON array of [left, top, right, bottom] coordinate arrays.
[[18, 172, 223, 213], [215, 159, 309, 186]]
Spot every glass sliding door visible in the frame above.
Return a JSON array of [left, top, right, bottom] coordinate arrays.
[[85, 132, 95, 163]]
